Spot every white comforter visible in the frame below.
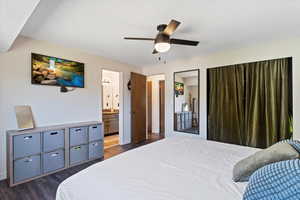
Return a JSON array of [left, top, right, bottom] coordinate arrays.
[[56, 135, 259, 200]]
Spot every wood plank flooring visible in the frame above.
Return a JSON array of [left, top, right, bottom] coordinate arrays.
[[104, 134, 119, 149], [0, 133, 163, 200]]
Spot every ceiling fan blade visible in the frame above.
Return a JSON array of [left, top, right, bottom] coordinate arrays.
[[170, 38, 199, 46], [152, 49, 158, 54], [124, 37, 155, 41], [163, 20, 181, 36]]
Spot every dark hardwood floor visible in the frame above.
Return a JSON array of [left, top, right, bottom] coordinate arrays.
[[0, 133, 163, 200]]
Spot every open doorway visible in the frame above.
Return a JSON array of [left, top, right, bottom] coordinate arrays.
[[147, 74, 165, 139], [102, 69, 120, 149]]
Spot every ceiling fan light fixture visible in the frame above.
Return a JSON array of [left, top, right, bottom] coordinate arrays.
[[154, 42, 170, 53], [124, 19, 199, 54], [154, 33, 170, 53]]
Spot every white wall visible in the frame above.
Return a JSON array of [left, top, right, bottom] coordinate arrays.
[[147, 74, 165, 134], [0, 36, 140, 180], [142, 37, 300, 140]]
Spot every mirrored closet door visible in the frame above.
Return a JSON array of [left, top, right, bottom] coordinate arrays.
[[174, 69, 200, 134]]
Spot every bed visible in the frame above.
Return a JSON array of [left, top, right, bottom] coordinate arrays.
[[56, 135, 259, 200]]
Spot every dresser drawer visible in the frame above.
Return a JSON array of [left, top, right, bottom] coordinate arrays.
[[181, 122, 185, 129], [43, 130, 64, 152], [13, 133, 41, 159], [70, 127, 88, 146], [185, 120, 192, 129], [89, 125, 103, 142], [43, 149, 65, 173], [14, 155, 41, 183], [70, 144, 88, 165], [175, 122, 181, 130], [184, 112, 189, 119], [89, 141, 103, 159], [180, 113, 185, 121]]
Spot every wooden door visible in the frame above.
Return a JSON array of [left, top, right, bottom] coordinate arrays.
[[131, 72, 147, 144], [159, 80, 165, 137], [147, 81, 152, 133]]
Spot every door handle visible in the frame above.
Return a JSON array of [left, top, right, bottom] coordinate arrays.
[[24, 158, 33, 162], [50, 132, 58, 135], [51, 153, 59, 157], [74, 146, 81, 150], [24, 136, 33, 140]]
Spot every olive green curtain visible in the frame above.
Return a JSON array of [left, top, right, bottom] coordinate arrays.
[[207, 58, 292, 148], [207, 66, 245, 145], [244, 59, 291, 148]]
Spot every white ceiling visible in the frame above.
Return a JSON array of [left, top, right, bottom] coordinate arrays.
[[20, 0, 300, 67], [0, 0, 40, 52]]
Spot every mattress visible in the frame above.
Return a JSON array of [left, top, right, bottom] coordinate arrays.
[[56, 135, 259, 200]]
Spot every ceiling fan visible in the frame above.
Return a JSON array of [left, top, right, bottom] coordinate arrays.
[[124, 19, 199, 54]]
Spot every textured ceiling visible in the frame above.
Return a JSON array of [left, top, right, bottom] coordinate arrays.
[[21, 0, 300, 67]]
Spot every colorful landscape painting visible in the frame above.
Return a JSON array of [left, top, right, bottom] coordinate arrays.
[[31, 53, 84, 88], [175, 82, 184, 96]]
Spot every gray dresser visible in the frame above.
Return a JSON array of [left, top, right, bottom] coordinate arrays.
[[7, 121, 103, 187], [174, 112, 193, 131]]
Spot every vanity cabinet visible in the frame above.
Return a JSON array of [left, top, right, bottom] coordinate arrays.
[[103, 112, 119, 135], [7, 121, 103, 187]]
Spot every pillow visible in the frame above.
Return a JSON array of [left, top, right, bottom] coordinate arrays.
[[243, 159, 300, 200], [233, 143, 299, 182], [278, 139, 300, 154]]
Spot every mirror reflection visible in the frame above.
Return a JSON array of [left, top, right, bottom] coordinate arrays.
[[174, 69, 199, 134]]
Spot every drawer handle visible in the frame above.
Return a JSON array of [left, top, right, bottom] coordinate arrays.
[[50, 132, 58, 135], [75, 128, 82, 132], [74, 146, 81, 150], [92, 126, 97, 129], [24, 158, 33, 162], [92, 143, 98, 147], [51, 153, 59, 157], [24, 136, 32, 140]]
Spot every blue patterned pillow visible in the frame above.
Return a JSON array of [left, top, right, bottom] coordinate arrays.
[[278, 140, 300, 154], [243, 159, 300, 200]]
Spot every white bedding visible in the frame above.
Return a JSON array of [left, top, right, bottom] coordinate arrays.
[[56, 135, 259, 200]]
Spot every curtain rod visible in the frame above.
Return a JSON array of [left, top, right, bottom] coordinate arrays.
[[208, 57, 292, 70]]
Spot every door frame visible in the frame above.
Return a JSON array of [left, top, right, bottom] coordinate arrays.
[[100, 68, 125, 145], [146, 73, 166, 137], [147, 81, 152, 134], [159, 80, 165, 137]]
